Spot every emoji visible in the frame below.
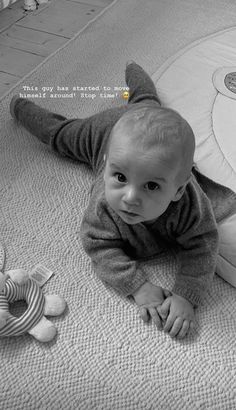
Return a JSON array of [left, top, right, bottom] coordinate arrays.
[[122, 91, 130, 100]]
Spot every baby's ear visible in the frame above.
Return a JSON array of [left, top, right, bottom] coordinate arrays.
[[173, 185, 186, 201], [173, 175, 191, 202]]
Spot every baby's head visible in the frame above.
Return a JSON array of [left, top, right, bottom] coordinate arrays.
[[104, 102, 195, 225]]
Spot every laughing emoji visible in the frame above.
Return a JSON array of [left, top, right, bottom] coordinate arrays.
[[122, 91, 130, 100]]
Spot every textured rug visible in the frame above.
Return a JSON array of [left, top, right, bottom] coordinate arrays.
[[1, 1, 236, 409]]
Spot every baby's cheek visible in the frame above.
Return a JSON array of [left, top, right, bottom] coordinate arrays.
[[105, 188, 119, 209], [146, 197, 168, 218]]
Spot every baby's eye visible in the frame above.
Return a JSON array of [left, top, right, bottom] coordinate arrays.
[[145, 181, 160, 191], [114, 173, 127, 183]]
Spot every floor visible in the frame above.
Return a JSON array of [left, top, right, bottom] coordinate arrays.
[[0, 0, 114, 98]]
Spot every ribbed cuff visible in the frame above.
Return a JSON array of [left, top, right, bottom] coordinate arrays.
[[118, 269, 147, 297], [172, 284, 202, 307]]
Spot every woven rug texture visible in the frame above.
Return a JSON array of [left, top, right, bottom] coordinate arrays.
[[1, 0, 236, 409]]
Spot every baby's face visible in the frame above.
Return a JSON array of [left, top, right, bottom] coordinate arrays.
[[104, 131, 183, 225]]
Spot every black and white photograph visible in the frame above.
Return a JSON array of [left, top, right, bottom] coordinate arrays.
[[0, 0, 236, 409]]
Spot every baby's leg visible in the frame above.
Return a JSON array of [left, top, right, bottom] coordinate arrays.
[[125, 61, 161, 105], [10, 62, 159, 171], [10, 96, 67, 146], [216, 213, 236, 287], [10, 96, 127, 171]]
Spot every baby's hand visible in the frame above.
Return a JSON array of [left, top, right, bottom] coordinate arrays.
[[132, 282, 171, 330], [157, 294, 195, 339]]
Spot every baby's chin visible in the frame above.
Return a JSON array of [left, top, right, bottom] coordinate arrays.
[[117, 210, 159, 225]]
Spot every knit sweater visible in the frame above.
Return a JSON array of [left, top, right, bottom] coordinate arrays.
[[81, 166, 236, 307]]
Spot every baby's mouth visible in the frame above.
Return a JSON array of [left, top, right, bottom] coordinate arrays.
[[120, 209, 140, 217]]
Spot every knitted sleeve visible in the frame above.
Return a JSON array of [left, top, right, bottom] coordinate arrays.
[[167, 179, 219, 307], [80, 199, 147, 296]]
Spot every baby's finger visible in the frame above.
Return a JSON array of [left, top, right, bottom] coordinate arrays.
[[176, 320, 190, 339], [169, 317, 183, 338], [149, 307, 162, 330], [190, 320, 195, 331], [163, 313, 176, 333], [188, 320, 195, 335], [139, 306, 150, 323], [163, 288, 172, 298], [158, 298, 171, 321]]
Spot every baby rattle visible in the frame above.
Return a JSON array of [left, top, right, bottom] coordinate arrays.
[[0, 245, 66, 342]]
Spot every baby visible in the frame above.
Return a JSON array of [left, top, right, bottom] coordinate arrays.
[[10, 62, 236, 339]]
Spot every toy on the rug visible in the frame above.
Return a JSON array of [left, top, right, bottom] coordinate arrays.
[[0, 248, 66, 342], [24, 0, 48, 12]]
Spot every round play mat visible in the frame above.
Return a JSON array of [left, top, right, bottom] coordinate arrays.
[[153, 27, 236, 287], [153, 27, 236, 194]]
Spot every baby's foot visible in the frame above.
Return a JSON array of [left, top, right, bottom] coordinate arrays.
[[126, 60, 137, 67], [10, 95, 21, 121]]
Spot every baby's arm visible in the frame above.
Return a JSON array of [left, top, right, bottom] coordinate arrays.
[[81, 195, 147, 296], [157, 178, 220, 338], [158, 294, 195, 339], [166, 178, 220, 308], [81, 194, 170, 327]]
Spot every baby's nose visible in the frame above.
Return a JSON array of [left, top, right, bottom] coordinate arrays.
[[123, 187, 140, 205]]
